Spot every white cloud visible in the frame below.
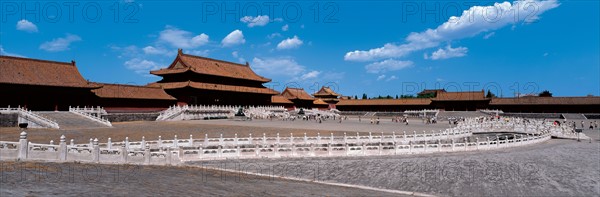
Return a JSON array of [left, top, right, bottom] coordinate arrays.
[[240, 15, 270, 27], [188, 50, 210, 56], [377, 75, 386, 81], [16, 19, 38, 33], [425, 45, 468, 60], [483, 32, 495, 39], [300, 71, 321, 80], [282, 24, 289, 31], [222, 30, 245, 47], [277, 36, 303, 50], [158, 26, 209, 49], [386, 75, 398, 81], [39, 34, 81, 52], [124, 58, 163, 75], [344, 0, 559, 61], [365, 59, 414, 74], [142, 46, 169, 55], [251, 57, 305, 77], [0, 45, 25, 57], [232, 51, 239, 58], [267, 33, 282, 39]]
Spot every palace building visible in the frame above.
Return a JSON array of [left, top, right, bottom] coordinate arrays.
[[148, 49, 278, 106], [0, 56, 99, 111], [1, 53, 599, 113], [280, 87, 315, 109], [312, 86, 340, 105]]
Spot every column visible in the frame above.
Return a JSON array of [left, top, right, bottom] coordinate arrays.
[[18, 131, 28, 160], [92, 138, 99, 163], [59, 135, 67, 161]]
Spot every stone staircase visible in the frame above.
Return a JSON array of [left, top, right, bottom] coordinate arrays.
[[36, 112, 110, 129], [561, 113, 587, 120]]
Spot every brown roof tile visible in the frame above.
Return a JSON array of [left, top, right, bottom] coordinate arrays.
[[0, 56, 97, 88], [92, 83, 176, 100], [337, 98, 431, 106], [150, 50, 271, 82], [282, 87, 314, 100], [490, 97, 600, 105], [313, 99, 329, 105], [433, 91, 487, 101], [271, 95, 293, 104], [312, 86, 340, 97], [150, 81, 279, 95]]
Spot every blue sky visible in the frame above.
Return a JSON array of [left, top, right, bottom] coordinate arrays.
[[1, 0, 598, 97]]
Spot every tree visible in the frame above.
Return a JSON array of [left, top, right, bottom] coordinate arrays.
[[354, 95, 358, 99], [486, 90, 496, 98], [400, 94, 415, 98], [395, 95, 399, 99], [362, 93, 368, 99], [417, 93, 435, 98], [539, 90, 552, 97]]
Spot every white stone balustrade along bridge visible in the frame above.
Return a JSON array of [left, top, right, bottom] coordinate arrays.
[[1, 118, 579, 166]]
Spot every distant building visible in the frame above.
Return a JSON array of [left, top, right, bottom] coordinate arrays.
[[312, 86, 340, 105], [148, 49, 278, 106], [91, 83, 176, 113], [281, 87, 314, 109]]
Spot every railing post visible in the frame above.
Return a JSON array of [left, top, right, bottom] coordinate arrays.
[[18, 131, 28, 160], [343, 132, 347, 144], [158, 136, 163, 147], [141, 136, 146, 149], [203, 134, 208, 146], [121, 144, 128, 163], [189, 135, 194, 146], [234, 134, 239, 146], [92, 138, 99, 163], [59, 135, 67, 161], [166, 147, 172, 165], [107, 138, 112, 149], [174, 135, 178, 148], [144, 145, 150, 164], [248, 134, 253, 145]]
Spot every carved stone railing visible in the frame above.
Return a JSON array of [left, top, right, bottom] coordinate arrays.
[[0, 107, 59, 129], [69, 106, 112, 127], [1, 117, 566, 166]]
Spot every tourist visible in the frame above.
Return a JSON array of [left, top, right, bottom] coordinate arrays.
[[376, 117, 380, 125], [358, 116, 361, 122], [590, 122, 594, 129]]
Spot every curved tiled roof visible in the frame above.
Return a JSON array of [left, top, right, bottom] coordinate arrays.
[[490, 97, 600, 105], [0, 56, 98, 88], [271, 95, 293, 104], [313, 99, 329, 105], [149, 81, 279, 95], [432, 91, 488, 101], [312, 86, 340, 97], [151, 50, 271, 83], [336, 98, 431, 106], [92, 83, 176, 100], [282, 87, 314, 100]]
